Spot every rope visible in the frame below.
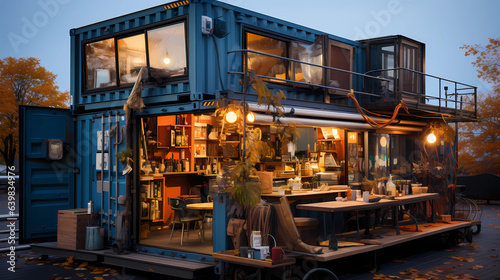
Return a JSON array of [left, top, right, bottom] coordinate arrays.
[[347, 89, 410, 129]]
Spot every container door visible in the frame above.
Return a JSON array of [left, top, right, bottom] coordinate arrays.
[[20, 106, 74, 242]]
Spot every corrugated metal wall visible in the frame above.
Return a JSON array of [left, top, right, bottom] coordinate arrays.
[[70, 0, 364, 111]]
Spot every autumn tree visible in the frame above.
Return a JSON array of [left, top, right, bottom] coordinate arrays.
[[0, 57, 69, 167], [459, 38, 500, 175]]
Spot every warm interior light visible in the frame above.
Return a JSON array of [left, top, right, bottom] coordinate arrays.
[[246, 112, 255, 123], [332, 128, 340, 139], [163, 57, 171, 65], [348, 132, 357, 144], [427, 133, 437, 144], [225, 111, 237, 123], [380, 136, 387, 147]]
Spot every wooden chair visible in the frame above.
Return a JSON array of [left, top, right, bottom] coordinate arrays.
[[168, 197, 204, 245]]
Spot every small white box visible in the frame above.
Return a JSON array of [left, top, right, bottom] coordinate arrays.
[[254, 246, 270, 260]]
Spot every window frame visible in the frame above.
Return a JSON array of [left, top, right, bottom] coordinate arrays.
[[327, 39, 354, 91], [81, 16, 189, 95], [243, 26, 316, 86]]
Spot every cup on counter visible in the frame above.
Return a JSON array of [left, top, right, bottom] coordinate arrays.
[[363, 191, 369, 202]]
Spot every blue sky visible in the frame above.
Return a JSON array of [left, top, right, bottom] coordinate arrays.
[[1, 0, 498, 94]]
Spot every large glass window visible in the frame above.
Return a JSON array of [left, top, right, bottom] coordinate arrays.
[[246, 32, 287, 81], [85, 38, 117, 90], [118, 34, 147, 84], [84, 21, 187, 92], [147, 22, 187, 79]]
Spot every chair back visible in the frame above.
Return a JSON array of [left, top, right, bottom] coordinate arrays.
[[169, 197, 186, 219]]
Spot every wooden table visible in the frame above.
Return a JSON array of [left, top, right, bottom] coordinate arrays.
[[213, 250, 295, 280], [185, 202, 213, 242], [296, 194, 440, 250], [262, 190, 345, 203], [185, 202, 213, 211], [297, 198, 400, 250]]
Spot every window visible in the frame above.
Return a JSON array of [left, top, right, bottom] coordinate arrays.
[[246, 32, 287, 80], [85, 38, 117, 90], [290, 37, 323, 85], [118, 34, 147, 84], [328, 40, 353, 91], [147, 22, 187, 79], [83, 21, 187, 92]]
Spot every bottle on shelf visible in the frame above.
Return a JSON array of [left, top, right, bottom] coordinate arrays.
[[175, 129, 182, 146], [212, 158, 217, 174]]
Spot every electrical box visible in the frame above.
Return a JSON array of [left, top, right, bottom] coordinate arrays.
[[47, 139, 63, 160], [201, 15, 212, 35]]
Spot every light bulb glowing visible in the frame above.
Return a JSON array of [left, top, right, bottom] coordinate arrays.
[[427, 133, 437, 144], [246, 112, 255, 123], [163, 57, 171, 65], [225, 111, 237, 123]]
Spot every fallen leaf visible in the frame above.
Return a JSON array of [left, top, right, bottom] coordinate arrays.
[[470, 265, 484, 270], [495, 226, 500, 229], [373, 274, 386, 279], [443, 262, 452, 264], [76, 273, 85, 277], [450, 256, 474, 262], [465, 244, 481, 249], [489, 255, 499, 258], [93, 277, 105, 280], [149, 268, 155, 272], [78, 262, 88, 268], [488, 249, 499, 251], [445, 249, 453, 252]]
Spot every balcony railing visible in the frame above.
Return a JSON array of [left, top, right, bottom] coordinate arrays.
[[227, 49, 477, 121], [365, 68, 477, 120]]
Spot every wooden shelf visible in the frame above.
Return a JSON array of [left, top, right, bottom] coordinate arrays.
[[318, 139, 342, 142]]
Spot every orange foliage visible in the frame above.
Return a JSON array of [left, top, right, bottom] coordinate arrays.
[[0, 57, 69, 164], [459, 38, 500, 175]]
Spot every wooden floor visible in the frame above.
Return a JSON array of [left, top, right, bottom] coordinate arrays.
[[334, 203, 500, 280], [140, 222, 213, 255]]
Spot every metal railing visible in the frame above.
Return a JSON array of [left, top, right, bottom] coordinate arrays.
[[227, 49, 477, 120], [227, 49, 391, 98], [365, 68, 477, 119]]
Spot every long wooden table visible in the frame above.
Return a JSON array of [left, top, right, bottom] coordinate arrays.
[[296, 193, 440, 250], [261, 189, 345, 203]]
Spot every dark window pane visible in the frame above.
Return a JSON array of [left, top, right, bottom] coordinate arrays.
[[328, 42, 352, 90], [118, 34, 146, 84], [85, 38, 116, 90], [147, 22, 187, 79]]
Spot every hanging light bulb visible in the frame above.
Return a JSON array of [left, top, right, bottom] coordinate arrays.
[[427, 132, 437, 144], [246, 111, 255, 123], [163, 57, 171, 65], [225, 110, 237, 123]]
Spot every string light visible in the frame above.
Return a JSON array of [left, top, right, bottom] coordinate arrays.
[[225, 110, 237, 123], [246, 112, 255, 123], [427, 132, 437, 144]]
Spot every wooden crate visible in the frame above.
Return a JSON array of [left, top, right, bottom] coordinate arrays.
[[57, 209, 90, 250]]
